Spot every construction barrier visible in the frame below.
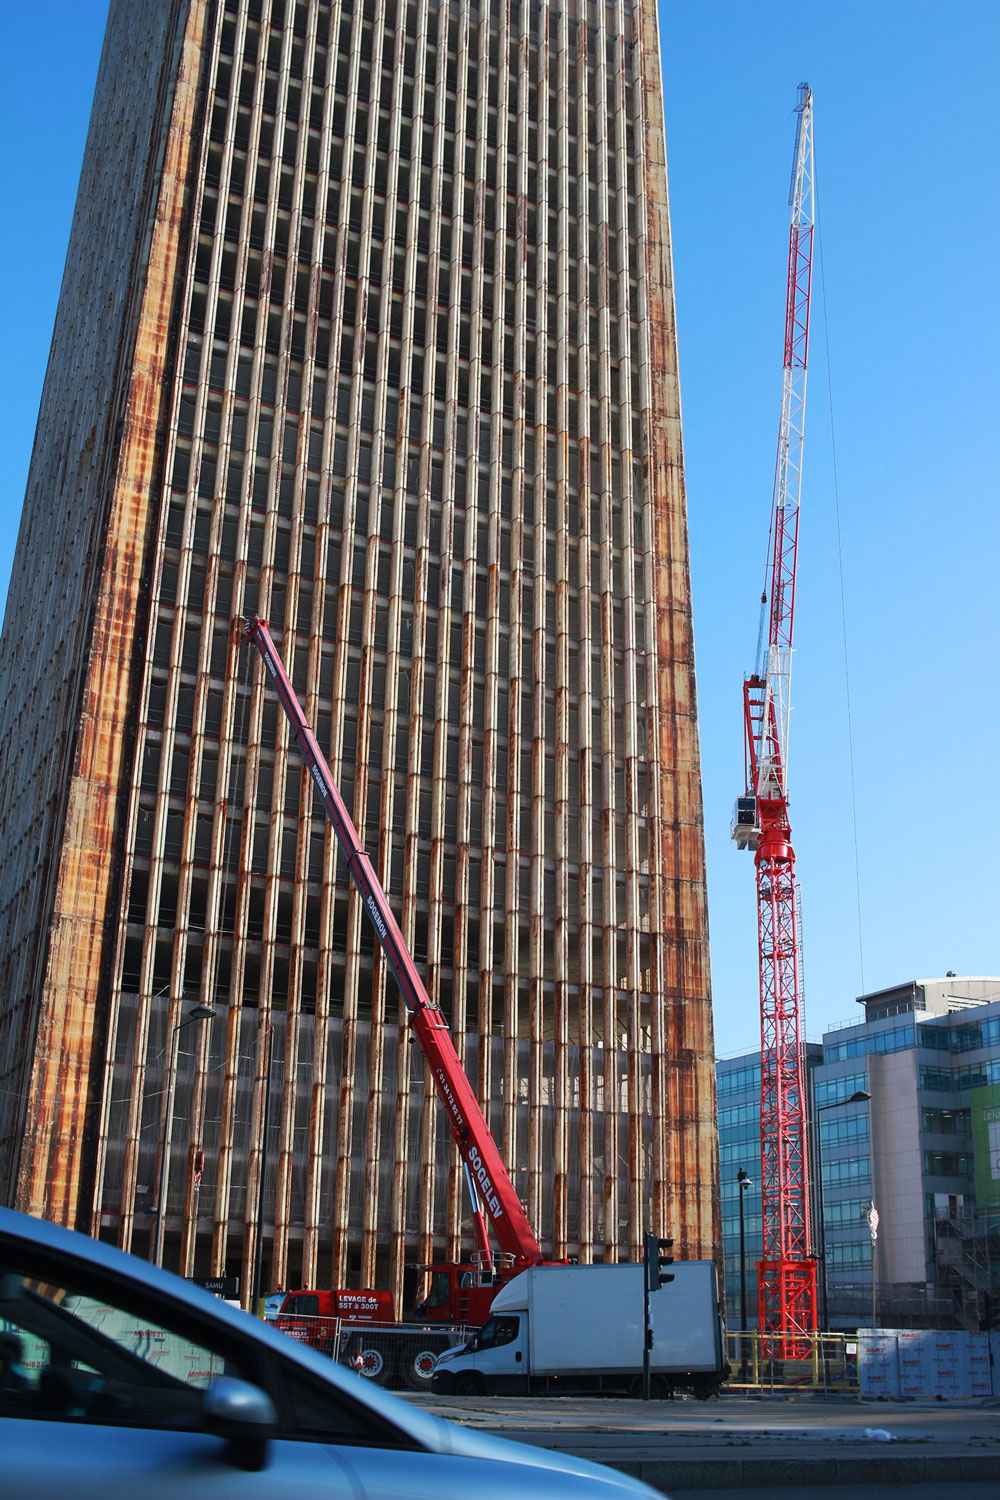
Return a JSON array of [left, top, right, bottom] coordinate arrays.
[[724, 1330, 859, 1392], [858, 1328, 999, 1399]]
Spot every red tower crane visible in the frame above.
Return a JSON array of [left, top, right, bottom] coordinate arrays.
[[731, 84, 816, 1349]]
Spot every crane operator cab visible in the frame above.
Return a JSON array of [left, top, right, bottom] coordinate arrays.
[[731, 796, 761, 851]]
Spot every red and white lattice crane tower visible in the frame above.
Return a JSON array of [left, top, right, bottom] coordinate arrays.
[[731, 83, 817, 1349]]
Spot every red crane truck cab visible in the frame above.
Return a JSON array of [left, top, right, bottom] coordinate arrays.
[[415, 1253, 518, 1327], [275, 1287, 394, 1354], [276, 1257, 516, 1353]]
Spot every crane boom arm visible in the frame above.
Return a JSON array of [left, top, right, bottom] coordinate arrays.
[[755, 83, 814, 805], [242, 615, 543, 1269]]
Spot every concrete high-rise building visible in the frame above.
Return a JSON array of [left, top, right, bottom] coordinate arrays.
[[0, 0, 717, 1307]]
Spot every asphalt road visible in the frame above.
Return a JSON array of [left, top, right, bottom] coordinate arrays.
[[411, 1390, 998, 1443], [407, 1393, 1000, 1492]]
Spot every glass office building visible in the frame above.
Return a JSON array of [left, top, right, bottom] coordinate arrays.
[[719, 978, 1000, 1330]]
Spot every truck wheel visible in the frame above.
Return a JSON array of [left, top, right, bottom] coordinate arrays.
[[404, 1345, 442, 1390], [354, 1343, 390, 1385], [454, 1372, 486, 1397], [690, 1374, 721, 1400]]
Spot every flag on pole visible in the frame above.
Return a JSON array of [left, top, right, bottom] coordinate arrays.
[[868, 1201, 879, 1243]]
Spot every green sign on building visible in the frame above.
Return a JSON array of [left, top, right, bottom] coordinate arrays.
[[971, 1084, 1000, 1211]]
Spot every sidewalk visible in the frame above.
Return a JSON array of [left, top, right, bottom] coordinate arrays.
[[408, 1393, 1000, 1490]]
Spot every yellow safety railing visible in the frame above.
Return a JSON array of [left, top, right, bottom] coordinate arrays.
[[725, 1331, 859, 1392]]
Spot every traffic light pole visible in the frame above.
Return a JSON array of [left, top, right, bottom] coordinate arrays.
[[644, 1248, 653, 1398], [642, 1269, 651, 1401], [642, 1231, 675, 1401]]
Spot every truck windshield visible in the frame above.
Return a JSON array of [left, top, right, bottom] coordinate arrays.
[[283, 1294, 319, 1316], [475, 1315, 519, 1350], [424, 1271, 451, 1310]]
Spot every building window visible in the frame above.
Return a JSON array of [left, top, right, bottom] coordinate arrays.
[[819, 1113, 870, 1149], [921, 1108, 971, 1136], [827, 1240, 873, 1270], [825, 1022, 915, 1062], [821, 1155, 871, 1189], [923, 1151, 973, 1177], [822, 1196, 871, 1230], [814, 1072, 867, 1108], [717, 1063, 761, 1097]]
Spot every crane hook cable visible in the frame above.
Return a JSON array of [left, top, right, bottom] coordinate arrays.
[[815, 167, 866, 995]]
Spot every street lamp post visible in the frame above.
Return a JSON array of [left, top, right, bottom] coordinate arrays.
[[737, 1167, 751, 1377], [251, 1018, 275, 1316], [813, 1090, 871, 1331], [151, 1002, 216, 1267]]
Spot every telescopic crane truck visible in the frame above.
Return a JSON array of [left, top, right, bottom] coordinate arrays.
[[243, 615, 544, 1327]]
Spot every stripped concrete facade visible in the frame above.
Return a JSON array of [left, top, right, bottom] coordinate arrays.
[[0, 0, 718, 1308]]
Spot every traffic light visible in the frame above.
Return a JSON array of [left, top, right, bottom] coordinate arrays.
[[644, 1231, 675, 1292]]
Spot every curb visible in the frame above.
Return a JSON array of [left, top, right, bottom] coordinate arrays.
[[611, 1453, 1000, 1491]]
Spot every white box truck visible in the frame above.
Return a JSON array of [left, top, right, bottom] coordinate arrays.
[[432, 1261, 727, 1399]]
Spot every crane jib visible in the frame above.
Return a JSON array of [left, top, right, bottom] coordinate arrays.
[[259, 651, 408, 978]]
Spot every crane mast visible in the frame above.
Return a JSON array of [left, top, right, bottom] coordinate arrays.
[[242, 615, 543, 1273], [732, 84, 816, 1349]]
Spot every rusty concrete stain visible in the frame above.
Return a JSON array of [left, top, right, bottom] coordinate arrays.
[[7, 0, 211, 1228]]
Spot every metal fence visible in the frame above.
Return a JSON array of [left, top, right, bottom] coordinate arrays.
[[273, 1313, 469, 1392], [725, 1331, 859, 1393]]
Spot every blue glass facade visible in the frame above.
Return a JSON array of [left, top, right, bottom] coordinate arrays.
[[716, 1046, 821, 1327], [718, 978, 1000, 1330]]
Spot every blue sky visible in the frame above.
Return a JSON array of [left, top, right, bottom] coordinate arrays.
[[659, 1, 999, 1054], [1, 3, 997, 1057]]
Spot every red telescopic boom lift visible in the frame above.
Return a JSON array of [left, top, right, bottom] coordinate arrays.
[[243, 615, 544, 1283], [731, 84, 817, 1349]]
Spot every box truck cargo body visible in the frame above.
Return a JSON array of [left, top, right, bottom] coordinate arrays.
[[432, 1261, 727, 1398]]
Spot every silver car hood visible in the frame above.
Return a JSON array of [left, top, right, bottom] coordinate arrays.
[[423, 1416, 659, 1494]]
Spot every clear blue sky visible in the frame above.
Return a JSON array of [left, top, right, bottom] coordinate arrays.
[[1, 3, 997, 1058]]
